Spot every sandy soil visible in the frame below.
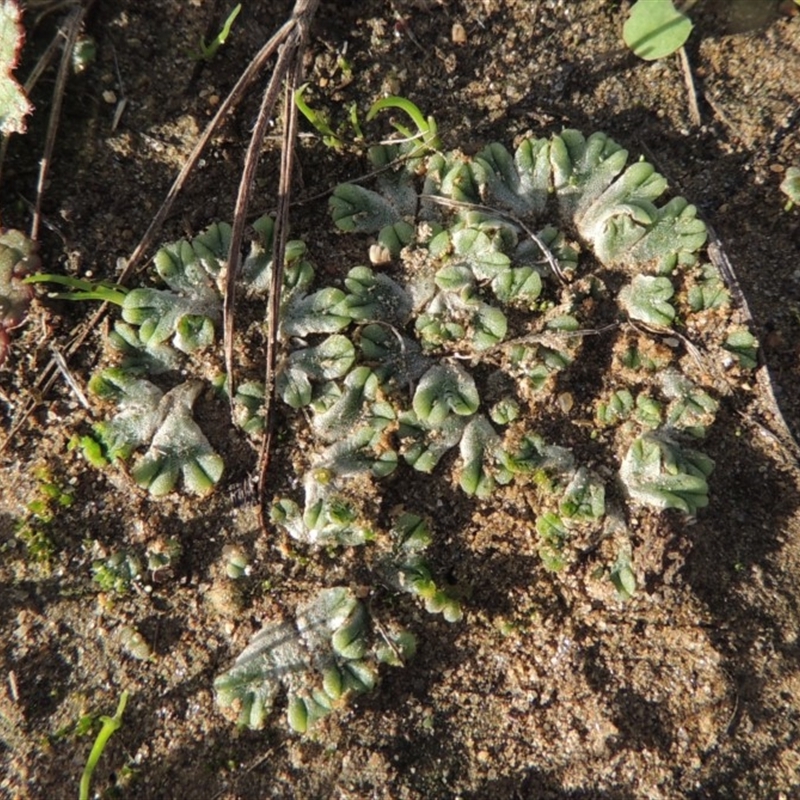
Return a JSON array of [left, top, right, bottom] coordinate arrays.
[[1, 1, 800, 798]]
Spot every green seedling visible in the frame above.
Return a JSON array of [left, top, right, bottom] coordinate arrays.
[[193, 4, 242, 61], [222, 544, 249, 579], [147, 537, 182, 581], [13, 466, 74, 566], [92, 549, 143, 594], [620, 275, 676, 327], [78, 690, 129, 800], [724, 328, 758, 369], [780, 166, 800, 211], [119, 627, 153, 661], [24, 273, 128, 305], [387, 514, 463, 621], [295, 83, 365, 149], [366, 96, 441, 153], [623, 0, 694, 61], [71, 35, 96, 74], [621, 433, 713, 513]]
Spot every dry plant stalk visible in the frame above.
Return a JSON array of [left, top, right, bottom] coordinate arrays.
[[3, 1, 322, 527]]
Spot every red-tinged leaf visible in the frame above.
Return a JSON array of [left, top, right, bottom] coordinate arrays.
[[0, 0, 32, 134]]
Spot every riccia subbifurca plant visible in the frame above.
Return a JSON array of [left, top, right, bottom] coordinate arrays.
[[213, 121, 754, 732], [36, 107, 754, 734], [270, 126, 733, 549]]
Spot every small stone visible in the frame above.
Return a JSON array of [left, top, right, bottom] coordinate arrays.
[[369, 243, 392, 265]]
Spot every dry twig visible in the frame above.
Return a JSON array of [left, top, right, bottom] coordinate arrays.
[[2, 1, 321, 500]]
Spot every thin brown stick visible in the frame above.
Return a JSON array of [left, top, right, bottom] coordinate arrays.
[[257, 2, 317, 534], [223, 35, 297, 404], [678, 46, 701, 128], [118, 14, 297, 285], [1, 1, 319, 455], [30, 5, 84, 242], [706, 225, 800, 463]]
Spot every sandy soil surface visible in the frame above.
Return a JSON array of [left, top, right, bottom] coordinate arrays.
[[2, 1, 800, 798]]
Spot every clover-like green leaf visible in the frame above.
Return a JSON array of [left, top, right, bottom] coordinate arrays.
[[451, 226, 511, 281], [390, 553, 463, 622], [596, 389, 635, 426], [214, 621, 301, 730], [232, 380, 265, 435], [535, 512, 570, 572], [412, 363, 480, 426], [619, 275, 676, 326], [107, 321, 182, 374], [239, 214, 313, 294], [489, 397, 520, 426], [578, 166, 668, 263], [620, 433, 714, 513], [279, 366, 313, 409], [399, 410, 467, 473], [392, 512, 433, 553], [470, 300, 508, 350], [316, 425, 398, 481], [88, 368, 165, 460], [153, 222, 228, 294], [610, 549, 637, 600], [285, 431, 394, 544], [514, 224, 580, 278], [359, 323, 429, 388], [490, 266, 542, 306], [295, 489, 374, 546], [422, 151, 480, 205], [624, 197, 707, 272], [122, 287, 219, 352], [313, 366, 380, 441], [434, 264, 474, 294], [123, 224, 229, 353], [216, 587, 382, 733], [377, 220, 415, 256], [330, 178, 416, 256]]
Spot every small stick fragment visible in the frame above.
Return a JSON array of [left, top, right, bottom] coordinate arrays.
[[31, 6, 87, 242], [678, 46, 702, 127], [49, 344, 91, 410]]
